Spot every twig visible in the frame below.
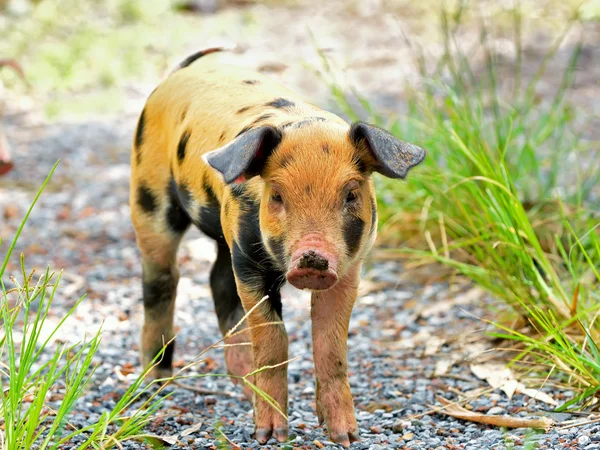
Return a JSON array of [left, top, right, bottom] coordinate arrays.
[[215, 426, 240, 449], [408, 387, 495, 420], [434, 396, 554, 430], [243, 356, 301, 379], [172, 380, 238, 398], [556, 416, 600, 431]]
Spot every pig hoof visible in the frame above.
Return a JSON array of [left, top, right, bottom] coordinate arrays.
[[254, 398, 289, 445], [274, 427, 289, 443], [255, 428, 272, 444], [331, 431, 360, 447], [255, 426, 288, 444]]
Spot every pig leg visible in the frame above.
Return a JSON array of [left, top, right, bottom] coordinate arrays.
[[131, 183, 191, 380], [210, 242, 253, 397], [311, 263, 361, 447], [140, 254, 179, 379], [235, 280, 288, 444]]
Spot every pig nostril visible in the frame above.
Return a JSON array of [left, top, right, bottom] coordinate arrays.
[[297, 250, 329, 271]]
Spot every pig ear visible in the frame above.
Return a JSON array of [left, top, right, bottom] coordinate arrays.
[[349, 122, 426, 179], [203, 126, 283, 184]]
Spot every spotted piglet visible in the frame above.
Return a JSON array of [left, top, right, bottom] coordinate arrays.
[[130, 48, 426, 447]]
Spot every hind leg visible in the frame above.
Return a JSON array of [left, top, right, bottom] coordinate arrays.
[[210, 243, 253, 397], [131, 183, 191, 379], [140, 252, 180, 379]]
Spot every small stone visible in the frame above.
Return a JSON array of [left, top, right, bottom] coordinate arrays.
[[411, 419, 424, 428], [392, 420, 411, 433], [487, 406, 504, 415], [402, 432, 414, 441], [579, 436, 591, 446], [302, 386, 315, 395], [3, 204, 19, 220]]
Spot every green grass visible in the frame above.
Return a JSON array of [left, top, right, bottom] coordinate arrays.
[[0, 162, 165, 448], [320, 3, 600, 408]]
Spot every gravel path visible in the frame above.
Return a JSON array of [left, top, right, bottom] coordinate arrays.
[[2, 1, 600, 449]]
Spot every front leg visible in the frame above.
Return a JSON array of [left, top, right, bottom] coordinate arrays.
[[235, 281, 289, 444], [311, 263, 361, 447]]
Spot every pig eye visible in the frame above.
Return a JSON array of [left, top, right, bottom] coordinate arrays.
[[271, 190, 283, 203], [345, 190, 358, 204], [344, 180, 360, 205]]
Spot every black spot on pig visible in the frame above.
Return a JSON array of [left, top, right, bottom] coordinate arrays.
[[177, 131, 191, 164], [266, 98, 295, 109], [134, 108, 146, 165], [166, 177, 191, 234], [138, 184, 157, 214], [251, 114, 274, 127], [343, 214, 365, 257]]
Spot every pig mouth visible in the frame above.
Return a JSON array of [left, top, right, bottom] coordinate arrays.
[[286, 249, 338, 291]]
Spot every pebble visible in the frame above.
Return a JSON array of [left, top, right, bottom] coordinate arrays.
[[580, 436, 592, 446]]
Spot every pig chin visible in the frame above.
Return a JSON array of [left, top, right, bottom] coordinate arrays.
[[285, 236, 339, 291]]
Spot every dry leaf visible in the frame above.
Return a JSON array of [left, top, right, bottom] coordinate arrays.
[[114, 365, 137, 382], [420, 287, 485, 317], [118, 362, 135, 376], [436, 397, 554, 430], [393, 329, 432, 350], [470, 363, 557, 406], [470, 363, 513, 391], [181, 422, 203, 437], [358, 279, 393, 296], [502, 379, 519, 399], [144, 434, 179, 445], [434, 355, 461, 376], [434, 359, 453, 376], [521, 388, 558, 406], [424, 336, 446, 356], [462, 342, 489, 360]]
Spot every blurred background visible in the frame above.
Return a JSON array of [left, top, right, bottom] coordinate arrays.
[[0, 0, 597, 118]]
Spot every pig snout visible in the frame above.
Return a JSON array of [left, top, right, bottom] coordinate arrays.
[[286, 240, 339, 291]]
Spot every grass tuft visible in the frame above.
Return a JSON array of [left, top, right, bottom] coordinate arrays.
[[0, 162, 168, 448]]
